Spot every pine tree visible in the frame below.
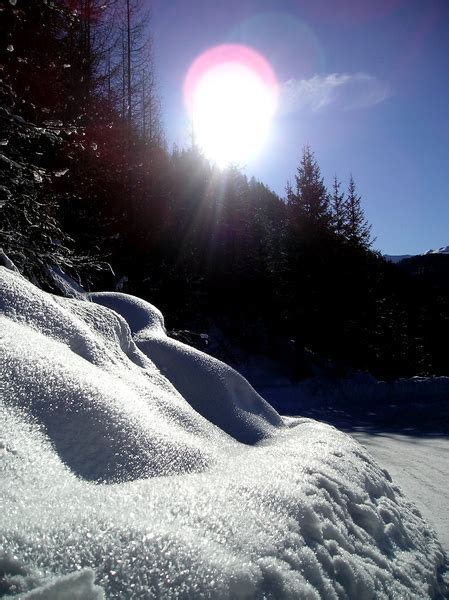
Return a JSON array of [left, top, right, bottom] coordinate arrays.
[[0, 2, 95, 286], [330, 175, 347, 239], [288, 146, 330, 239], [346, 175, 373, 249], [2, 0, 74, 124]]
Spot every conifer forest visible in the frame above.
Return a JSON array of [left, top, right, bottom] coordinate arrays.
[[2, 0, 449, 381]]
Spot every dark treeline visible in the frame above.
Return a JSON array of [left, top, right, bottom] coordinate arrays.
[[2, 0, 449, 380]]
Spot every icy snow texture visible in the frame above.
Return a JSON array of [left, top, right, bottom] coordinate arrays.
[[0, 266, 447, 599]]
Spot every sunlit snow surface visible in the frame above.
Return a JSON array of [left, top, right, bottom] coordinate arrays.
[[0, 267, 447, 598]]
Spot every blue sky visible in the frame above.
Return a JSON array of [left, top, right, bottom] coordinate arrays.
[[151, 0, 449, 254]]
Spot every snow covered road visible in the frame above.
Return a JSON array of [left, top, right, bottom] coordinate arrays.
[[261, 378, 449, 573], [350, 430, 449, 554]]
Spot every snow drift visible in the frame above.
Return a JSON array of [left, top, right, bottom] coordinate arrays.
[[0, 266, 447, 598], [88, 291, 282, 445]]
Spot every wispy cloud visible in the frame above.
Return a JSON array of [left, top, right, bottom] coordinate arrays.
[[280, 73, 391, 114]]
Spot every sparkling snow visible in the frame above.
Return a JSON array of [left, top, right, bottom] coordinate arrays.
[[0, 266, 447, 598]]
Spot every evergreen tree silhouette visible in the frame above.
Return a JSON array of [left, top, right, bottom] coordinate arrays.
[[330, 175, 347, 239], [346, 175, 373, 249], [288, 146, 330, 240]]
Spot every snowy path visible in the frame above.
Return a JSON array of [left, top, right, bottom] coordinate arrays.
[[349, 430, 449, 554]]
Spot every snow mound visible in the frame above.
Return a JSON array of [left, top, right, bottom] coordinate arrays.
[[0, 267, 447, 598]]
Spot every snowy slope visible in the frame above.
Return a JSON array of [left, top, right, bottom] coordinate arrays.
[[0, 266, 447, 598]]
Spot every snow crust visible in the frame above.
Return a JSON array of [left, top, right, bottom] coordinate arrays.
[[0, 266, 447, 598]]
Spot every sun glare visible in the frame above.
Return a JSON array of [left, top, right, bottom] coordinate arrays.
[[184, 45, 278, 167]]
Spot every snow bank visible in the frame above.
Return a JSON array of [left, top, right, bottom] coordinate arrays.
[[0, 266, 447, 598]]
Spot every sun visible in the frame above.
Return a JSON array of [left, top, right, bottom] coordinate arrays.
[[184, 45, 278, 167]]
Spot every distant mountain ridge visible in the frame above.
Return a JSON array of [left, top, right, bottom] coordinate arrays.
[[385, 245, 449, 263], [424, 245, 449, 255], [384, 254, 413, 263]]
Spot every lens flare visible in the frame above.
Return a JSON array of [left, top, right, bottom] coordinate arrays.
[[302, 0, 404, 24], [184, 45, 278, 167], [229, 12, 325, 78]]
